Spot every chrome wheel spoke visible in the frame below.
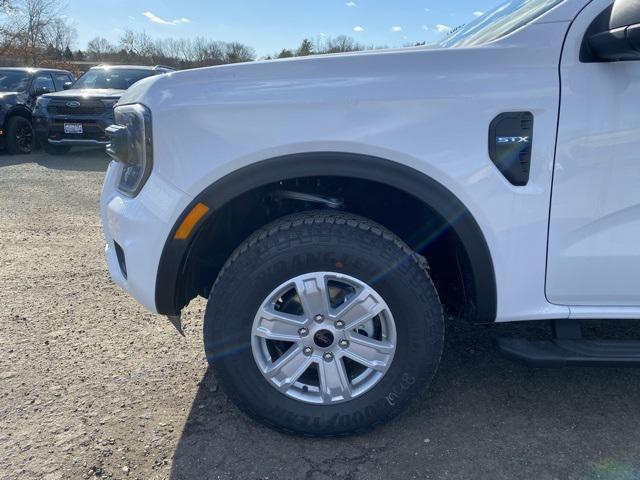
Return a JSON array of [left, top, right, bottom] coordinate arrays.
[[253, 306, 306, 341], [264, 346, 312, 391], [335, 288, 385, 330], [252, 272, 397, 405], [344, 333, 394, 371], [295, 274, 330, 318], [318, 357, 352, 402]]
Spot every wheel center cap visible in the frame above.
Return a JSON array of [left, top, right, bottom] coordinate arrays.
[[313, 329, 335, 348]]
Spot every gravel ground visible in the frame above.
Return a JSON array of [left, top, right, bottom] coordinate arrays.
[[2, 149, 640, 480]]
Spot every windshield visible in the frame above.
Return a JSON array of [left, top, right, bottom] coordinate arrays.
[[72, 68, 154, 90], [438, 0, 564, 48], [0, 71, 30, 92]]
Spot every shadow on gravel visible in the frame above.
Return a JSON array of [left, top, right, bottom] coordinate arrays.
[[0, 147, 109, 172], [170, 319, 640, 480]]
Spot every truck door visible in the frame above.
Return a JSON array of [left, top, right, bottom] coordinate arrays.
[[548, 0, 640, 306]]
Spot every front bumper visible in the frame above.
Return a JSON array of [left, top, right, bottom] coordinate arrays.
[[101, 161, 193, 313], [34, 111, 113, 147]]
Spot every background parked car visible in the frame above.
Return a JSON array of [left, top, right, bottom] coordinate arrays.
[[33, 65, 174, 155], [0, 67, 74, 154]]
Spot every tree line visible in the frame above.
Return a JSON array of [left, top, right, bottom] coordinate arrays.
[[0, 0, 77, 66], [0, 0, 411, 72]]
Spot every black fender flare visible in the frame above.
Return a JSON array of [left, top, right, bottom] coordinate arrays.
[[6, 105, 32, 119], [155, 152, 497, 323], [2, 105, 32, 128]]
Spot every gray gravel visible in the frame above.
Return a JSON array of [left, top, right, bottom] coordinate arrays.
[[2, 149, 640, 480]]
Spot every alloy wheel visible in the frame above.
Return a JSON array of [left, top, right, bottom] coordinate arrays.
[[15, 123, 34, 153], [251, 272, 397, 405]]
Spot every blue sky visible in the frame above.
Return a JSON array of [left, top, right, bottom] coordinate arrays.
[[66, 1, 499, 57]]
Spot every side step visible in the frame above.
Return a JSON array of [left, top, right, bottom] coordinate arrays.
[[495, 320, 640, 367]]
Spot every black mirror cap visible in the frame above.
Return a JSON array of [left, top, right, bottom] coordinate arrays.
[[63, 82, 73, 90], [582, 0, 640, 62], [589, 25, 640, 61]]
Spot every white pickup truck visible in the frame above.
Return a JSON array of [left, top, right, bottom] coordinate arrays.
[[101, 0, 640, 435]]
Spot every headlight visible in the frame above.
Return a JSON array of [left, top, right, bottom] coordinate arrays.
[[33, 97, 50, 116], [106, 104, 153, 197]]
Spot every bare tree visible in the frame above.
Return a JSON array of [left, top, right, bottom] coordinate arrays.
[[118, 29, 159, 59], [321, 35, 364, 54], [191, 37, 226, 66], [118, 29, 135, 56], [12, 0, 66, 65], [0, 0, 15, 20], [111, 33, 252, 69], [48, 16, 76, 53], [225, 42, 254, 63], [86, 37, 114, 61]]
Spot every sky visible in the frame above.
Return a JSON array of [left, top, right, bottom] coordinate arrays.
[[66, 0, 500, 57]]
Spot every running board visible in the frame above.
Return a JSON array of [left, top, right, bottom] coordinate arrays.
[[495, 337, 640, 367], [495, 320, 640, 367]]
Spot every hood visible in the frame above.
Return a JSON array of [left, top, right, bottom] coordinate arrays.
[[42, 88, 124, 100]]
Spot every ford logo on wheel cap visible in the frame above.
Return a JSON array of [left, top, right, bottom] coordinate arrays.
[[66, 101, 81, 108]]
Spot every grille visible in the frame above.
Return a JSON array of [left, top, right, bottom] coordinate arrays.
[[47, 99, 107, 116]]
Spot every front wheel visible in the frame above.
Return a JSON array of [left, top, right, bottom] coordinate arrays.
[[6, 116, 35, 154], [204, 211, 444, 436]]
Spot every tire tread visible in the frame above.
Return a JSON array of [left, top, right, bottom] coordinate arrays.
[[207, 210, 444, 437]]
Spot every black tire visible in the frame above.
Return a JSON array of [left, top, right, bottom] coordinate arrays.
[[204, 211, 444, 436], [43, 144, 72, 155], [6, 116, 35, 154]]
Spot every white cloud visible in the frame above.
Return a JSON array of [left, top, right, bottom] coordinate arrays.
[[422, 25, 429, 31], [473, 11, 484, 17], [435, 24, 451, 33], [143, 11, 190, 26], [346, 1, 356, 6], [391, 26, 402, 32], [424, 8, 431, 12], [127, 15, 136, 20], [353, 25, 364, 32]]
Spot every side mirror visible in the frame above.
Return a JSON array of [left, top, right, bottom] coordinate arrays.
[[33, 86, 50, 96], [63, 81, 73, 90], [586, 0, 640, 61]]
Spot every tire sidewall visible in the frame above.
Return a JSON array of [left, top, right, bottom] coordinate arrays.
[[205, 214, 444, 435], [7, 117, 34, 155]]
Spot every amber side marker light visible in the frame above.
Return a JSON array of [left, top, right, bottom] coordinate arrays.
[[174, 203, 210, 240]]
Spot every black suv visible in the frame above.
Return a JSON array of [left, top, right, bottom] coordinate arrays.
[[33, 65, 174, 155], [0, 68, 74, 154]]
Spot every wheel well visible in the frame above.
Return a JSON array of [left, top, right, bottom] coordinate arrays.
[[178, 175, 483, 323], [6, 108, 32, 123], [4, 108, 32, 131]]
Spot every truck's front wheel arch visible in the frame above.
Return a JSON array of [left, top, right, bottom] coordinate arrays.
[[156, 153, 497, 324]]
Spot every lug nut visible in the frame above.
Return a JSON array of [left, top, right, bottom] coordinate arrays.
[[303, 346, 313, 356], [339, 339, 349, 348], [314, 314, 325, 323], [323, 352, 334, 362], [334, 320, 345, 329], [298, 327, 309, 337]]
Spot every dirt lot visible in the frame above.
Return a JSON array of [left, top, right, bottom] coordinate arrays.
[[2, 149, 640, 480]]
